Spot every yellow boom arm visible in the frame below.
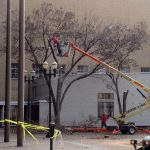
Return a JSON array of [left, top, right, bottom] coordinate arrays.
[[69, 42, 150, 93]]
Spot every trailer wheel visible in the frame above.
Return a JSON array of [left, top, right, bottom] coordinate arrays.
[[128, 126, 136, 135]]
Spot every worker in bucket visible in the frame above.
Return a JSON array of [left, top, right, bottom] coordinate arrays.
[[100, 113, 109, 128], [53, 35, 62, 56]]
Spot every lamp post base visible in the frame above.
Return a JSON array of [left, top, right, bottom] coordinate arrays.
[[46, 122, 55, 138], [46, 132, 50, 138], [45, 122, 55, 150]]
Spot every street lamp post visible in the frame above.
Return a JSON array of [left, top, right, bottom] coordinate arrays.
[[43, 61, 58, 150], [24, 70, 35, 123]]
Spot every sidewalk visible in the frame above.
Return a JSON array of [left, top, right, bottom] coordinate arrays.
[[0, 129, 144, 150]]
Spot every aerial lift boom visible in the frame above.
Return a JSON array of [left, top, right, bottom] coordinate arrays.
[[69, 42, 150, 135]]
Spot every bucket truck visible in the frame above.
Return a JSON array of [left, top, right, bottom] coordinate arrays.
[[69, 42, 150, 135]]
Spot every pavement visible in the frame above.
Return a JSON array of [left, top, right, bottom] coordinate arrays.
[[0, 128, 148, 150]]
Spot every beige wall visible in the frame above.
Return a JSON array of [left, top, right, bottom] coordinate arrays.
[[0, 0, 150, 101], [8, 0, 150, 30], [12, 0, 150, 68], [1, 0, 150, 28], [25, 0, 150, 27], [1, 0, 150, 66]]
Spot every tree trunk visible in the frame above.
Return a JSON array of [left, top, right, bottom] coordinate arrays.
[[55, 103, 60, 129], [115, 82, 122, 114], [123, 90, 128, 113], [55, 77, 62, 129], [116, 91, 122, 113], [107, 73, 123, 114]]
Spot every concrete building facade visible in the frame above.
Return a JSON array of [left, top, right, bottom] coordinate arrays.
[[33, 73, 150, 127]]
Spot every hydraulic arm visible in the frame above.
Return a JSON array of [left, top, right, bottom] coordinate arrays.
[[69, 42, 150, 134]]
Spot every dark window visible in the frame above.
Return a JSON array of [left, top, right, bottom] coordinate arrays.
[[98, 93, 114, 99], [141, 67, 150, 72], [97, 92, 114, 117], [98, 102, 114, 117], [77, 65, 88, 74], [11, 63, 19, 79]]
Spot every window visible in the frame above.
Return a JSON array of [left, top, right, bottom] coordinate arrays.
[[121, 66, 130, 73], [11, 63, 19, 79], [97, 93, 114, 117], [32, 64, 43, 77], [141, 67, 150, 72], [98, 102, 114, 117], [98, 93, 114, 99], [77, 65, 88, 74]]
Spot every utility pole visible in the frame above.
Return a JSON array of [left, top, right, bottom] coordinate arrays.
[[17, 0, 25, 147], [4, 0, 12, 143]]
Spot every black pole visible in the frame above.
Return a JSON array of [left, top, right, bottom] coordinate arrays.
[[4, 0, 12, 142], [44, 65, 57, 150], [31, 75, 35, 123], [27, 76, 31, 123], [45, 67, 54, 150], [17, 0, 25, 147], [50, 122, 55, 150], [46, 68, 51, 138], [49, 68, 53, 150], [25, 74, 34, 123]]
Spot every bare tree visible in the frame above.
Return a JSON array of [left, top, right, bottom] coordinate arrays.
[[2, 2, 148, 128], [99, 23, 149, 114]]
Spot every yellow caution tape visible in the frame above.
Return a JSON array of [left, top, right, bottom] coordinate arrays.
[[0, 119, 61, 144]]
